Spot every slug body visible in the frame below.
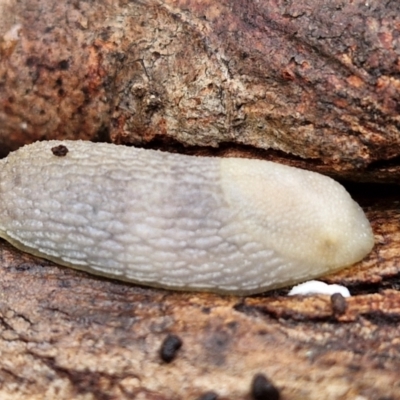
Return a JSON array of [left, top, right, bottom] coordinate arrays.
[[0, 141, 374, 295]]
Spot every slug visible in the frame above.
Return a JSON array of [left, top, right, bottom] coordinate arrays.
[[0, 140, 374, 295]]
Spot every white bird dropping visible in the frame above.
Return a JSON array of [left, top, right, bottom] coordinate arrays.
[[0, 140, 374, 295], [288, 281, 351, 297]]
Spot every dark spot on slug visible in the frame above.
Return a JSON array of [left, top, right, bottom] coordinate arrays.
[[160, 334, 182, 363], [51, 145, 69, 157], [331, 293, 347, 316], [196, 391, 218, 400], [251, 373, 280, 400]]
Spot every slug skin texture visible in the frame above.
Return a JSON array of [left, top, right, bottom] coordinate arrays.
[[0, 141, 374, 295]]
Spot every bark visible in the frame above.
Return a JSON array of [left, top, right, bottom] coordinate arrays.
[[1, 0, 400, 181], [0, 191, 399, 400]]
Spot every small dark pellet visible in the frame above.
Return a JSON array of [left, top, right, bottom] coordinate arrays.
[[159, 334, 183, 363], [331, 292, 347, 315], [196, 391, 218, 400], [251, 373, 280, 400], [51, 145, 69, 157]]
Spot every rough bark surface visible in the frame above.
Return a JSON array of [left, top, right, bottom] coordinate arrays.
[[1, 0, 400, 181], [0, 191, 399, 400]]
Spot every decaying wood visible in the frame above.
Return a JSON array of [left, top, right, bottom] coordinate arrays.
[[0, 191, 399, 400], [1, 0, 400, 181]]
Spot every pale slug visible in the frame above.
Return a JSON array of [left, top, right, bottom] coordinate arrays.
[[0, 140, 374, 295]]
